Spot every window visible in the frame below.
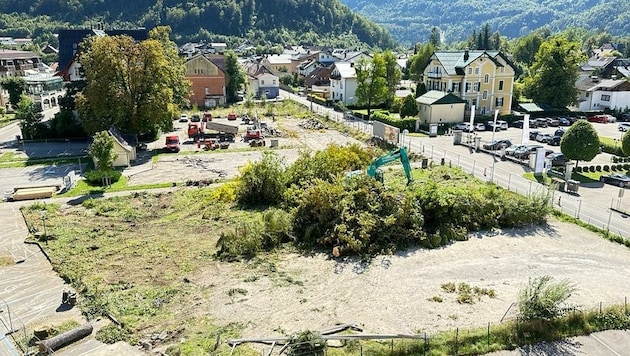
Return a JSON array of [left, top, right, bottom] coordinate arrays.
[[273, 80, 276, 85], [484, 74, 489, 83], [602, 94, 611, 101], [496, 97, 504, 107], [261, 80, 265, 85], [586, 92, 589, 97], [453, 83, 460, 93], [481, 106, 486, 115], [468, 68, 472, 74], [498, 80, 504, 91], [482, 90, 488, 100], [475, 68, 480, 75], [205, 87, 209, 95], [472, 99, 477, 106], [465, 83, 471, 92], [500, 67, 504, 73], [473, 82, 480, 92]]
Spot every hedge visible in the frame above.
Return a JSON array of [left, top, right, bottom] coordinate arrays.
[[371, 111, 416, 131]]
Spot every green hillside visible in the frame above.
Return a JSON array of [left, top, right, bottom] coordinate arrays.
[[341, 0, 630, 45], [0, 0, 395, 48]]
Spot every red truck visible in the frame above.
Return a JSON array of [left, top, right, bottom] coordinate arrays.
[[188, 121, 239, 142], [165, 135, 180, 152]]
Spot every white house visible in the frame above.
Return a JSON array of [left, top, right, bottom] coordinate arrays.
[[575, 77, 630, 112], [415, 90, 466, 126], [330, 62, 357, 105]]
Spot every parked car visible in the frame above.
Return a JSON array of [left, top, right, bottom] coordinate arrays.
[[536, 133, 552, 143], [227, 112, 238, 120], [514, 144, 543, 159], [505, 144, 528, 156], [558, 117, 571, 126], [554, 129, 566, 137], [474, 123, 486, 131], [547, 118, 560, 127], [547, 136, 562, 146], [529, 130, 541, 140], [485, 121, 500, 131], [619, 122, 630, 132], [600, 173, 630, 188], [528, 119, 539, 128], [179, 114, 188, 122], [621, 113, 630, 122], [547, 152, 566, 166], [588, 115, 608, 123], [454, 122, 472, 132], [483, 139, 512, 150], [190, 114, 201, 122], [536, 118, 549, 128], [512, 120, 524, 128], [497, 120, 509, 130], [604, 114, 617, 123]]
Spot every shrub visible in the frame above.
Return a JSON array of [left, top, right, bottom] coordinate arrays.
[[596, 165, 602, 172], [619, 164, 625, 171], [84, 169, 122, 185], [611, 165, 617, 171], [624, 164, 630, 170], [518, 275, 576, 321], [612, 156, 619, 163], [216, 220, 265, 260], [603, 165, 609, 172], [236, 152, 286, 206], [575, 166, 582, 173], [371, 111, 417, 131], [287, 330, 326, 356], [589, 166, 596, 172]]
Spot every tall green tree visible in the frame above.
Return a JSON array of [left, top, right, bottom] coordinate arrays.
[[355, 55, 388, 121], [560, 120, 599, 166], [225, 50, 246, 103], [0, 77, 27, 108], [15, 95, 43, 139], [429, 27, 441, 48], [400, 94, 418, 119], [88, 130, 117, 171], [523, 36, 585, 108], [76, 27, 190, 135], [622, 130, 630, 157], [510, 31, 547, 67], [383, 50, 402, 108], [407, 43, 434, 81]]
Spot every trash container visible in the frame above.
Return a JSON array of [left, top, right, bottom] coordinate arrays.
[[421, 158, 428, 169], [567, 179, 580, 194], [555, 179, 565, 192]]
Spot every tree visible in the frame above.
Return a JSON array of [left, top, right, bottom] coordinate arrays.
[[400, 94, 418, 118], [383, 50, 401, 108], [355, 55, 387, 121], [518, 275, 576, 321], [416, 82, 427, 97], [225, 50, 246, 103], [622, 130, 630, 157], [15, 95, 43, 139], [510, 31, 546, 67], [76, 26, 190, 135], [523, 36, 585, 108], [429, 27, 441, 48], [407, 43, 434, 81], [560, 120, 600, 166], [88, 131, 117, 171], [0, 77, 27, 109]]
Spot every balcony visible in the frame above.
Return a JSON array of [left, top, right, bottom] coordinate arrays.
[[426, 71, 442, 79]]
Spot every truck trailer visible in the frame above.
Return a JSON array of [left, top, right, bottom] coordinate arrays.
[[188, 121, 238, 142]]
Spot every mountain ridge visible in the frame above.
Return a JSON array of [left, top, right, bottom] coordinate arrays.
[[340, 0, 630, 45]]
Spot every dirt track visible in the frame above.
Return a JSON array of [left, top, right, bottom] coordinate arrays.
[[194, 220, 630, 340]]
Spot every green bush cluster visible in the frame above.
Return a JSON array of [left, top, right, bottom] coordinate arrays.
[[84, 169, 122, 185], [371, 111, 417, 131], [600, 140, 625, 156], [612, 156, 630, 163], [230, 146, 550, 258]]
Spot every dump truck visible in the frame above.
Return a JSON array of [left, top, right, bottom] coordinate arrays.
[[165, 135, 180, 152], [188, 121, 238, 142]]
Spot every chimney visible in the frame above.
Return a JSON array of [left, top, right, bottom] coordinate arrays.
[[464, 49, 469, 61]]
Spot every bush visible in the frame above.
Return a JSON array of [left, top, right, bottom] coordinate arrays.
[[625, 164, 630, 170], [371, 111, 416, 131], [575, 166, 582, 173], [603, 165, 610, 171], [612, 156, 619, 163], [84, 169, 122, 185], [216, 220, 265, 260], [518, 275, 576, 321], [236, 152, 286, 206], [611, 165, 617, 171], [596, 165, 602, 172], [590, 166, 596, 172]]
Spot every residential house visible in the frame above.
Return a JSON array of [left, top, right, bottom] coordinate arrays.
[[261, 54, 295, 76], [107, 127, 136, 167], [242, 60, 279, 99], [415, 90, 466, 128], [298, 59, 320, 77], [329, 62, 357, 105], [184, 54, 227, 108], [422, 50, 515, 116], [0, 49, 43, 77], [57, 27, 148, 81], [574, 77, 630, 112], [304, 66, 332, 99]]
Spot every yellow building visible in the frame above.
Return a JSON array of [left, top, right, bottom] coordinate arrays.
[[423, 50, 515, 116]]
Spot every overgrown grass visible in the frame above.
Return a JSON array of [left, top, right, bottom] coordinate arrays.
[[523, 172, 599, 184], [0, 255, 14, 266], [551, 210, 629, 248]]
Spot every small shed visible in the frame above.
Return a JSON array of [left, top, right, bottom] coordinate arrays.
[[107, 127, 136, 168], [416, 91, 466, 126]]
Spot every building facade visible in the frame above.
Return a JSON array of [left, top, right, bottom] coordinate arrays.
[[422, 50, 515, 116], [329, 62, 357, 105], [184, 54, 227, 108]]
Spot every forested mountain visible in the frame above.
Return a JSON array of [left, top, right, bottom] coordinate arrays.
[[341, 0, 630, 45], [0, 0, 395, 49]]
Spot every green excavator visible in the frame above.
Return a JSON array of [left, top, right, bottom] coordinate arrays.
[[349, 147, 413, 185]]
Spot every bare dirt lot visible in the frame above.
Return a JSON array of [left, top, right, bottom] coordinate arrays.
[[195, 220, 630, 341]]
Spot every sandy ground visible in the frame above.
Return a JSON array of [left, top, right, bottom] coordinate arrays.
[[193, 220, 630, 340]]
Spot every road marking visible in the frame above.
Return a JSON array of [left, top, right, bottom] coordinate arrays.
[[591, 334, 622, 356]]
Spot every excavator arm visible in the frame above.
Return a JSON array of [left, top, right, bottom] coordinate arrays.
[[366, 147, 413, 185]]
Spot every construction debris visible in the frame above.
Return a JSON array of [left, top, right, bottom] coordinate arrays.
[[298, 119, 326, 130]]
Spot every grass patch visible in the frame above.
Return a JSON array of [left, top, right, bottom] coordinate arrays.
[[0, 255, 14, 266], [523, 172, 599, 185], [551, 210, 629, 248]]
